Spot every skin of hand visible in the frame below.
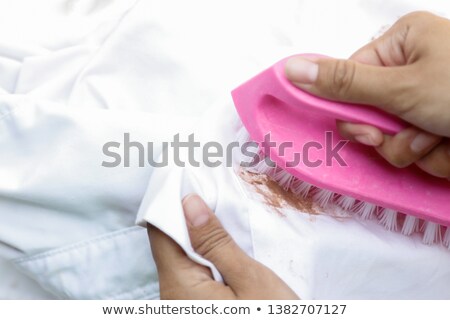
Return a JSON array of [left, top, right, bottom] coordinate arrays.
[[147, 194, 299, 300], [285, 11, 450, 179]]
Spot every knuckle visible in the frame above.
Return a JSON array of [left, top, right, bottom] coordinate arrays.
[[378, 144, 412, 168], [401, 10, 434, 23], [419, 145, 450, 178], [193, 225, 233, 260], [383, 69, 421, 117], [328, 59, 356, 98], [398, 11, 437, 31], [386, 153, 411, 168]]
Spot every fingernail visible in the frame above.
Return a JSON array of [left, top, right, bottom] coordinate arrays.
[[285, 57, 319, 84], [354, 134, 379, 146], [410, 133, 438, 153], [182, 194, 210, 227]]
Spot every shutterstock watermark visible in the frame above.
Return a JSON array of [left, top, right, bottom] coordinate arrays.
[[101, 132, 349, 168]]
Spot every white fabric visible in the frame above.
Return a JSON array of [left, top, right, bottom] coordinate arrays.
[[1, 0, 450, 299], [137, 102, 450, 299]]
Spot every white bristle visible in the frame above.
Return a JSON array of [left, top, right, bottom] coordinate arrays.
[[444, 228, 450, 249], [236, 125, 447, 248], [336, 195, 357, 211], [354, 202, 377, 220], [379, 209, 398, 231], [248, 157, 276, 175], [422, 221, 442, 245], [401, 215, 419, 236], [290, 180, 313, 198], [273, 170, 294, 191], [313, 189, 335, 208]]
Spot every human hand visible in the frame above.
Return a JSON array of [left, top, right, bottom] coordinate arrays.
[[147, 194, 299, 299], [285, 11, 450, 179]]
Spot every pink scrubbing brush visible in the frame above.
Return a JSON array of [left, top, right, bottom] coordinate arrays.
[[232, 54, 450, 247]]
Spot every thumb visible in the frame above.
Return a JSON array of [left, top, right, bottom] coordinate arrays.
[[182, 194, 252, 287], [285, 56, 412, 114]]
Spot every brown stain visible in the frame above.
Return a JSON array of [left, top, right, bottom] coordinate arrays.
[[238, 168, 318, 216]]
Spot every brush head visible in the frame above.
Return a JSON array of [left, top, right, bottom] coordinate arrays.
[[237, 127, 450, 247], [232, 54, 450, 246]]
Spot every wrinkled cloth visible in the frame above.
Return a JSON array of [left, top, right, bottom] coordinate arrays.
[[1, 0, 450, 299]]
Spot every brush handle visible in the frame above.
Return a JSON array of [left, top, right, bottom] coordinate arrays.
[[269, 55, 407, 135]]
